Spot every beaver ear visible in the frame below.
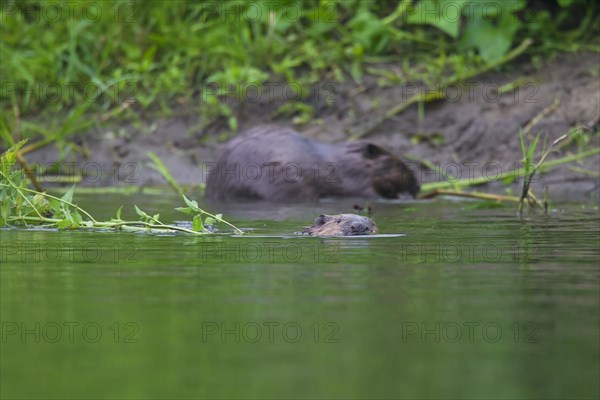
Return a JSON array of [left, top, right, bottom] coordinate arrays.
[[361, 143, 384, 159], [315, 215, 330, 225]]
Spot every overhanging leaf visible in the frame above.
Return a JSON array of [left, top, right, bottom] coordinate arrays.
[[407, 0, 468, 39]]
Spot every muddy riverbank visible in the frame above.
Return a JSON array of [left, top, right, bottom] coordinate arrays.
[[20, 52, 600, 201]]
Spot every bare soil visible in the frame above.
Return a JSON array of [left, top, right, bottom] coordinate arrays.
[[22, 52, 600, 201]]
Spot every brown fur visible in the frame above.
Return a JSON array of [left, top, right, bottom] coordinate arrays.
[[205, 126, 419, 201], [302, 214, 378, 236]]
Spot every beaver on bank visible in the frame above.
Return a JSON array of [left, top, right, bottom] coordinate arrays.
[[205, 126, 419, 201], [302, 214, 378, 236]]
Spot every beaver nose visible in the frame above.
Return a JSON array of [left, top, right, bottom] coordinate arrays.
[[351, 224, 366, 233]]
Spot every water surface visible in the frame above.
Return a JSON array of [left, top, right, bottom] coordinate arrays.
[[1, 194, 599, 399]]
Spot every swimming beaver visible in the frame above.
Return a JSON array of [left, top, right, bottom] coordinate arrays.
[[302, 214, 378, 236], [205, 126, 419, 201]]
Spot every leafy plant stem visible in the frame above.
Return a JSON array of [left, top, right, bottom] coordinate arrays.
[[0, 182, 98, 223]]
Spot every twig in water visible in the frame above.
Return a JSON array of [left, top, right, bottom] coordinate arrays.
[[418, 189, 520, 202], [418, 146, 599, 192]]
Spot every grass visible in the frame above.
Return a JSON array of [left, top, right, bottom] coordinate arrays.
[[1, 0, 598, 148]]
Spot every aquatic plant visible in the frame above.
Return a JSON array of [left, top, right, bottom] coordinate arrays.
[[0, 141, 243, 235]]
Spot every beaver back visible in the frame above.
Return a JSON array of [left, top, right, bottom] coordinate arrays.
[[205, 126, 419, 201]]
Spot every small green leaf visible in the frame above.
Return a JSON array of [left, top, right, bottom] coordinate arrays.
[[116, 206, 123, 220], [182, 195, 199, 211], [175, 207, 193, 215], [134, 205, 148, 219], [192, 214, 203, 232], [61, 185, 76, 204], [228, 116, 238, 131], [460, 2, 521, 62], [63, 208, 73, 223], [57, 219, 72, 229], [71, 211, 82, 226], [204, 216, 215, 227], [1, 201, 9, 224], [0, 139, 28, 177], [48, 198, 61, 214], [529, 133, 541, 160], [407, 0, 468, 39]]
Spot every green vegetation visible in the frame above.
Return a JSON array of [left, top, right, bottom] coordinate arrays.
[[147, 150, 185, 195], [0, 141, 243, 233], [418, 143, 600, 207], [1, 0, 598, 146], [1, 0, 598, 213]]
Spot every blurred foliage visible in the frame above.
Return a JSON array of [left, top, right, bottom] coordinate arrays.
[[0, 0, 598, 143]]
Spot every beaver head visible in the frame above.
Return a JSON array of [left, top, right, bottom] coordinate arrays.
[[303, 214, 378, 236], [336, 141, 419, 198]]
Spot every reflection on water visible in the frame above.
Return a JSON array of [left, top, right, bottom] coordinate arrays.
[[1, 194, 599, 399]]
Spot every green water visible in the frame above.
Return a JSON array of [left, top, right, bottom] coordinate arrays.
[[1, 194, 599, 399]]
